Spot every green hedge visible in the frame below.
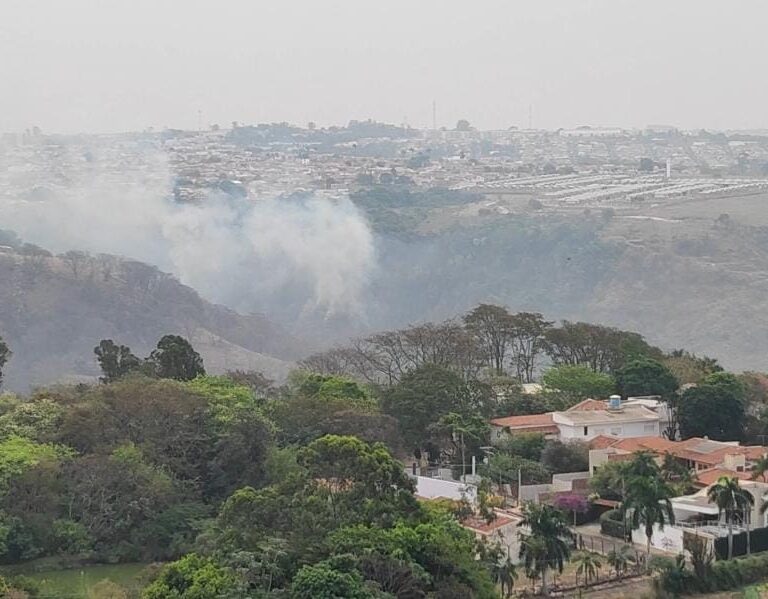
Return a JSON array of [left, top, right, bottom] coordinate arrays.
[[600, 509, 627, 540], [657, 550, 768, 595]]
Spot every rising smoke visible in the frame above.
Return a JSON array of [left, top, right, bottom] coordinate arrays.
[[0, 143, 376, 321]]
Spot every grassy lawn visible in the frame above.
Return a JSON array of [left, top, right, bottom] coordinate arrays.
[[2, 562, 151, 598]]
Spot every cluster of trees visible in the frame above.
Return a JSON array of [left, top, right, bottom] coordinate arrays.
[[1, 302, 768, 596], [480, 434, 589, 488], [143, 435, 499, 598], [94, 335, 205, 383], [300, 303, 767, 447], [0, 333, 514, 597], [0, 374, 275, 565], [302, 305, 664, 385]]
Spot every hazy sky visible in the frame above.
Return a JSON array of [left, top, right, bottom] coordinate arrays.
[[2, 0, 767, 133]]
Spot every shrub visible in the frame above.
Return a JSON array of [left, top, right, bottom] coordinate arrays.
[[656, 550, 768, 595], [599, 509, 627, 540]]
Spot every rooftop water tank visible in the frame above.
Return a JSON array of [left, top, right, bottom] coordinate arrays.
[[608, 395, 622, 410]]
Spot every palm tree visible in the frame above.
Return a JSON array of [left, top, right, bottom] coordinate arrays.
[[606, 545, 633, 580], [626, 451, 660, 479], [574, 551, 602, 587], [623, 476, 676, 561], [707, 476, 754, 558], [490, 554, 517, 598], [751, 455, 768, 483], [661, 452, 696, 495], [518, 503, 573, 596]]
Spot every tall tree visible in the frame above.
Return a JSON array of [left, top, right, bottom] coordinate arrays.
[[0, 336, 9, 388], [664, 350, 722, 385], [678, 373, 745, 441], [148, 335, 205, 381], [508, 312, 552, 383], [542, 365, 615, 399], [93, 339, 142, 383], [517, 503, 573, 596], [707, 476, 754, 558], [464, 304, 514, 375], [381, 364, 492, 457], [623, 472, 675, 560], [614, 358, 679, 398], [429, 412, 489, 480], [544, 321, 659, 373]]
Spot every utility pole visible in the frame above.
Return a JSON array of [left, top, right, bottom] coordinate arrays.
[[432, 100, 437, 130]]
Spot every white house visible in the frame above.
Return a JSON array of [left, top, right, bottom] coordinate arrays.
[[553, 404, 660, 441], [491, 397, 662, 444]]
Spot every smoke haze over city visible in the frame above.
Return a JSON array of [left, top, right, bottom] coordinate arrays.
[[2, 0, 767, 134]]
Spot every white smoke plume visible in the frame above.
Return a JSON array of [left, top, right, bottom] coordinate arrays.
[[0, 142, 376, 319]]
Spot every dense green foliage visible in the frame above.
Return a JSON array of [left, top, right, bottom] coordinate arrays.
[[654, 550, 768, 596], [678, 372, 746, 440], [2, 304, 767, 596], [541, 364, 615, 399], [94, 340, 142, 383], [147, 335, 206, 381], [614, 357, 679, 398], [0, 355, 502, 597]]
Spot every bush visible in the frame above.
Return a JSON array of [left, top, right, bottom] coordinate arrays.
[[656, 550, 768, 596], [52, 519, 92, 554], [600, 509, 627, 540]]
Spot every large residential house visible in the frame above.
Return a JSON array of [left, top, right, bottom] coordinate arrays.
[[588, 435, 767, 486], [586, 435, 768, 556], [490, 396, 670, 444]]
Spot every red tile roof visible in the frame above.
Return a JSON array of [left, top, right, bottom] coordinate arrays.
[[695, 468, 754, 487], [462, 515, 516, 534], [567, 399, 608, 411], [588, 435, 621, 449], [490, 413, 554, 428], [610, 436, 677, 453]]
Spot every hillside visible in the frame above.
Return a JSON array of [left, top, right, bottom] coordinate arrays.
[[0, 246, 301, 390], [345, 190, 768, 372]]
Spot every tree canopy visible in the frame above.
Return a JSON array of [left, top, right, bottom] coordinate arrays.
[[542, 364, 615, 399], [147, 335, 205, 381], [94, 340, 142, 383], [678, 372, 746, 440], [614, 357, 679, 398]]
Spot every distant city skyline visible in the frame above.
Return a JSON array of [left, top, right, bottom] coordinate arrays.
[[2, 0, 767, 134]]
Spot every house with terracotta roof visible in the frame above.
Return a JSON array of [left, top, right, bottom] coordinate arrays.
[[587, 435, 767, 481], [490, 396, 666, 444], [587, 435, 768, 556]]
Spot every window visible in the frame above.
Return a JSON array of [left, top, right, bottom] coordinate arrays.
[[583, 426, 588, 436], [644, 423, 656, 433], [610, 427, 622, 436]]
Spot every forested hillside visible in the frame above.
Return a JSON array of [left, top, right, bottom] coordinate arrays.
[[0, 235, 301, 390], [0, 304, 766, 596], [344, 188, 768, 372]]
